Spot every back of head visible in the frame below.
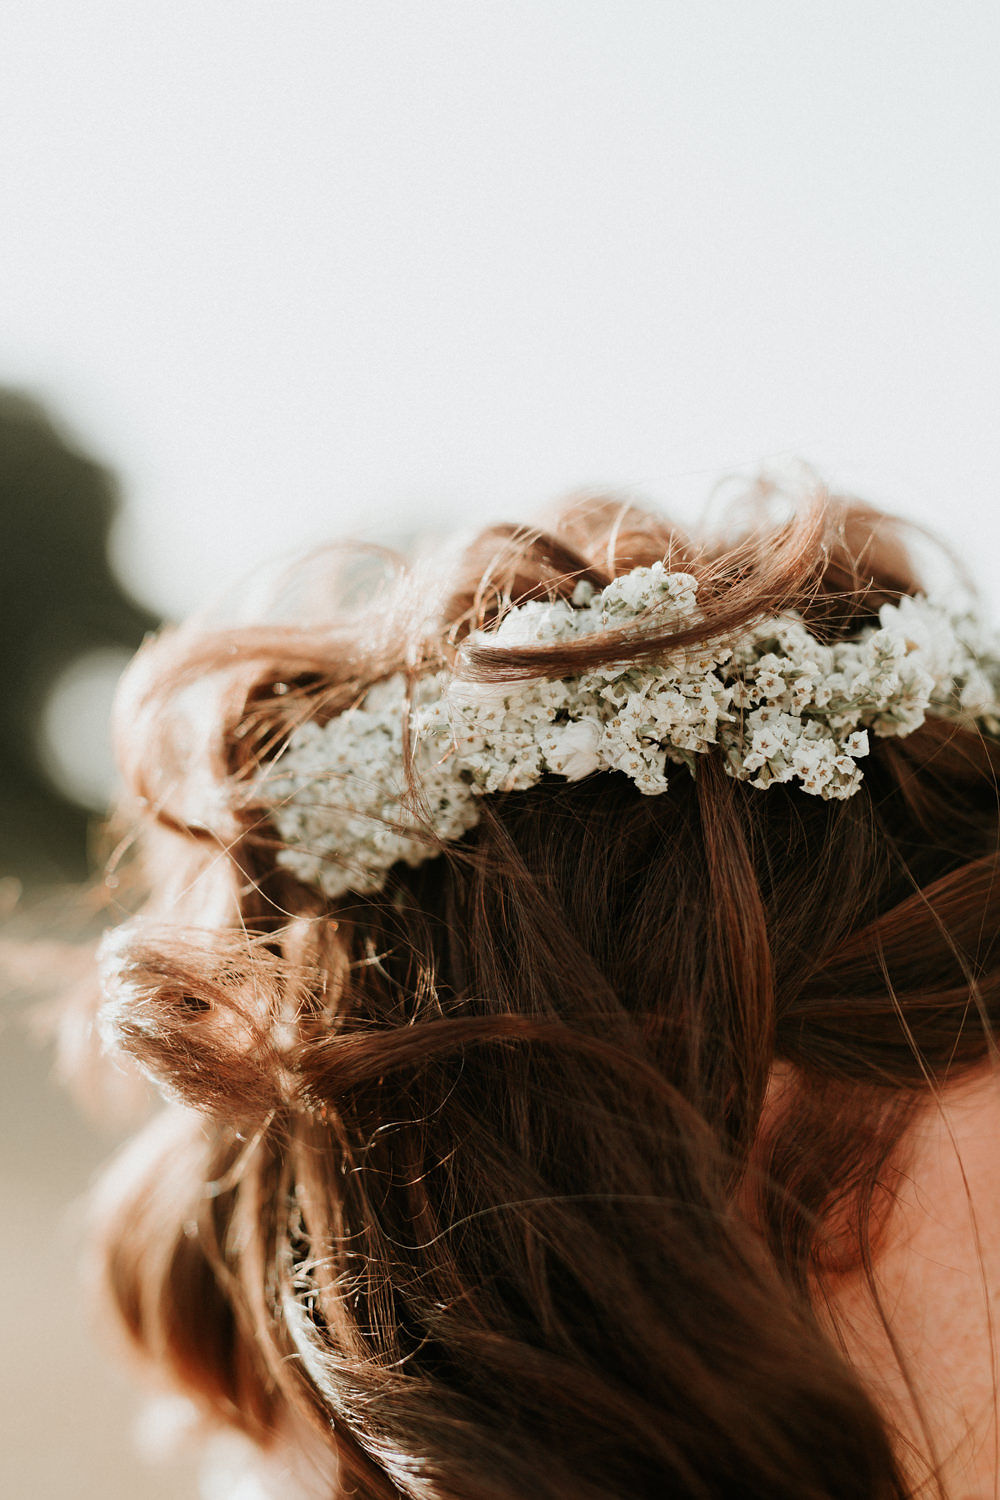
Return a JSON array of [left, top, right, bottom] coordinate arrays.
[[91, 477, 1000, 1499]]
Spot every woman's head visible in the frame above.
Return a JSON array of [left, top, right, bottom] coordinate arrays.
[[90, 479, 1000, 1499]]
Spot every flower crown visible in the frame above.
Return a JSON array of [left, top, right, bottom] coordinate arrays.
[[257, 563, 1000, 900]]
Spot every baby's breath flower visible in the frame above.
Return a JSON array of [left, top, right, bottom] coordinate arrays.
[[257, 568, 1000, 899]]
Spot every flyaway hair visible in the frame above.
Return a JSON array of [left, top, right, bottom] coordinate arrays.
[[86, 477, 1000, 1499]]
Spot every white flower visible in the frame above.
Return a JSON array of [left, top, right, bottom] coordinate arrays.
[[879, 596, 957, 682], [487, 598, 578, 647], [446, 678, 515, 710], [538, 718, 604, 780], [254, 572, 1000, 898], [600, 563, 699, 620], [960, 668, 995, 715]]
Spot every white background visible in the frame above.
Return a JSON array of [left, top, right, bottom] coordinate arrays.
[[2, 1, 998, 622]]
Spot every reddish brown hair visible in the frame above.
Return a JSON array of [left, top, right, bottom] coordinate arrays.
[[91, 479, 1000, 1498]]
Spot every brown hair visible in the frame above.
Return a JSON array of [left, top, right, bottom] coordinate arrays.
[[90, 478, 1000, 1498]]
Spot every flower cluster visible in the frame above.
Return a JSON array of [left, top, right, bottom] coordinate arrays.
[[257, 674, 480, 898], [258, 564, 1000, 899]]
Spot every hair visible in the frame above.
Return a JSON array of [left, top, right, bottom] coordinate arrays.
[[86, 474, 1000, 1499]]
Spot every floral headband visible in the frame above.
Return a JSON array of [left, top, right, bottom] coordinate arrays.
[[256, 563, 1000, 900]]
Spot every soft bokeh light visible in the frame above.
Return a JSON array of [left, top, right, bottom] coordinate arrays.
[[36, 647, 131, 811]]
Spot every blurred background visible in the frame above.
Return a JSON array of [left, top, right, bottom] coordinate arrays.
[[1, 2, 998, 1495]]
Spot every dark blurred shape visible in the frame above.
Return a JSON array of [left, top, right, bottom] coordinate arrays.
[[0, 390, 160, 883]]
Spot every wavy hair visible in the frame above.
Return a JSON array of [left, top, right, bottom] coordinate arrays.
[[89, 477, 1000, 1499]]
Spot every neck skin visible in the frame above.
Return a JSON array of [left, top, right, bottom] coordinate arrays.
[[819, 1065, 1000, 1499]]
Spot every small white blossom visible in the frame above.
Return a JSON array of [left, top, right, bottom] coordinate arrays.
[[598, 562, 698, 620], [537, 718, 604, 780], [255, 575, 1000, 898]]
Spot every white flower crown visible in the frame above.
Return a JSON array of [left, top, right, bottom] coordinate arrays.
[[256, 564, 1000, 900]]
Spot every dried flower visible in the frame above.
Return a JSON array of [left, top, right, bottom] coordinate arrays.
[[257, 567, 1000, 899]]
